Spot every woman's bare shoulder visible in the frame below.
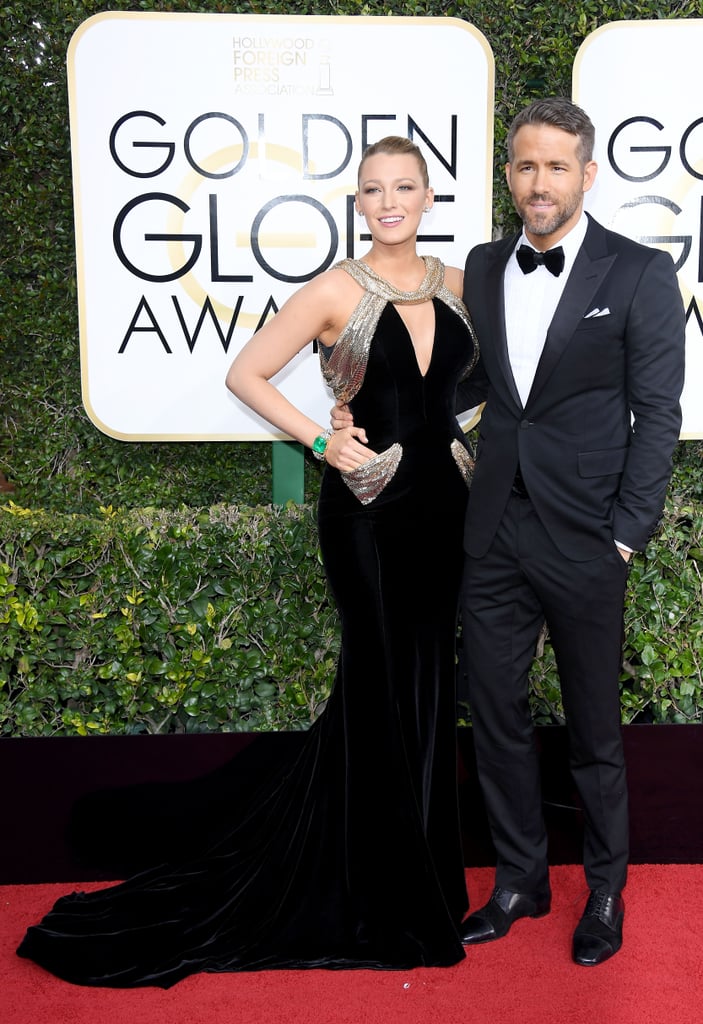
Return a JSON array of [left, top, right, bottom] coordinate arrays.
[[295, 264, 364, 344], [443, 263, 465, 299], [279, 264, 358, 314], [315, 262, 360, 292]]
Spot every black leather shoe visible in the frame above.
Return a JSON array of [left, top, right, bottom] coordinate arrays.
[[572, 890, 624, 966], [460, 886, 551, 945]]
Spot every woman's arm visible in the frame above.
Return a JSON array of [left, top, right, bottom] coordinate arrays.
[[226, 271, 373, 470]]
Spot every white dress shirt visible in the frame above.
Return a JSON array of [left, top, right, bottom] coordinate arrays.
[[503, 213, 588, 407]]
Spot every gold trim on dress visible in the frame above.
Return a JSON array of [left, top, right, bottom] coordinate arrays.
[[451, 438, 475, 487], [341, 443, 403, 505]]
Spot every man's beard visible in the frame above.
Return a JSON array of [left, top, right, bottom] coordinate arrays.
[[517, 190, 582, 237]]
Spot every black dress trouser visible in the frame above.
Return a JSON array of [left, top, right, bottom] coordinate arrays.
[[461, 491, 630, 895]]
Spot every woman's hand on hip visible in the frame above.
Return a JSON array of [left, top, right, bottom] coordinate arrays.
[[325, 426, 376, 471]]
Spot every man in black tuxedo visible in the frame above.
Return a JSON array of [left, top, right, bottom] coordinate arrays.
[[456, 97, 685, 965]]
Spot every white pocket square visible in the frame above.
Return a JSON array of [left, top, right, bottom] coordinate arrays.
[[584, 307, 610, 319]]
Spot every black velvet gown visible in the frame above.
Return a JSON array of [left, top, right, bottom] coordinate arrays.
[[17, 268, 478, 988]]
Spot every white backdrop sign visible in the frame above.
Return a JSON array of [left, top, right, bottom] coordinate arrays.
[[67, 13, 494, 440], [574, 19, 703, 439]]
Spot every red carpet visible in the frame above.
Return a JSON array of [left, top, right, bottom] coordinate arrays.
[[2, 865, 702, 1024]]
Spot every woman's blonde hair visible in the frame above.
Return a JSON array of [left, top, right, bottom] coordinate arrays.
[[358, 136, 429, 188]]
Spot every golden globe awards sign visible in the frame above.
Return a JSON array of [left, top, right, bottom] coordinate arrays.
[[67, 13, 493, 440], [574, 18, 703, 439]]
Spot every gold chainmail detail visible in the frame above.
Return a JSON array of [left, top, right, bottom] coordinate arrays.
[[341, 442, 403, 505], [319, 256, 478, 404], [451, 438, 475, 486]]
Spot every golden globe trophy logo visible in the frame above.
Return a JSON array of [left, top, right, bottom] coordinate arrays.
[[575, 18, 703, 439], [67, 13, 494, 440]]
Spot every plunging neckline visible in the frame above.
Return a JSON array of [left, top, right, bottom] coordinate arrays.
[[319, 256, 479, 406], [390, 300, 436, 379]]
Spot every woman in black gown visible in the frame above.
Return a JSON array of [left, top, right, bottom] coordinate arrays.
[[17, 136, 479, 987]]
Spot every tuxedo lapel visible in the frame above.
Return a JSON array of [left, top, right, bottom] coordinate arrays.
[[526, 219, 617, 409], [485, 235, 524, 410]]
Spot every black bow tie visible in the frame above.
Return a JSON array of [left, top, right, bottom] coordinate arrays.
[[516, 244, 565, 277]]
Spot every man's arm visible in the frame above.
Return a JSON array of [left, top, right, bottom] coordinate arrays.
[[612, 249, 686, 550]]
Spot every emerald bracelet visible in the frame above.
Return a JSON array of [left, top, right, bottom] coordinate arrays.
[[311, 429, 332, 461]]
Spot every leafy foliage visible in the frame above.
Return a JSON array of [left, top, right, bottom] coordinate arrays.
[[0, 501, 338, 735]]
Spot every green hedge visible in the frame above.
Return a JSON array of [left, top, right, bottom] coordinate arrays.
[[2, 487, 703, 736], [3, 0, 703, 735], [0, 501, 338, 735]]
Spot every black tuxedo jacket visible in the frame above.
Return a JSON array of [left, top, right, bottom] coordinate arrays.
[[458, 214, 686, 561]]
